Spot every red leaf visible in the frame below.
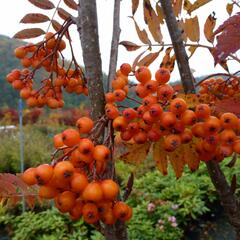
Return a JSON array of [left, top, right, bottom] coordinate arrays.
[[20, 13, 50, 24], [119, 41, 141, 51], [57, 8, 71, 21], [213, 13, 240, 63], [13, 28, 45, 39], [52, 20, 62, 32], [28, 0, 55, 10], [63, 0, 78, 10]]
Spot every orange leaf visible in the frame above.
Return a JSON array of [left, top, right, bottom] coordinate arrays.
[[131, 17, 151, 45], [119, 41, 141, 51], [20, 13, 50, 24], [13, 28, 45, 39], [132, 0, 139, 15], [185, 16, 200, 42], [184, 0, 212, 14], [188, 45, 197, 58], [160, 48, 176, 72], [204, 13, 216, 43], [137, 49, 163, 67], [226, 3, 234, 16], [132, 50, 147, 71], [28, 0, 55, 10], [153, 140, 168, 175], [183, 139, 200, 171], [173, 0, 183, 17], [168, 145, 185, 179], [57, 8, 71, 21], [120, 142, 151, 164], [63, 0, 78, 10], [155, 3, 164, 24]]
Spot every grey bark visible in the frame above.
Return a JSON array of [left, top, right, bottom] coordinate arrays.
[[76, 1, 128, 239], [159, 0, 195, 94], [160, 0, 240, 238]]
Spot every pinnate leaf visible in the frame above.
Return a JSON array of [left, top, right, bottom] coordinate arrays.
[[226, 3, 234, 16], [155, 3, 164, 24], [28, 0, 55, 10], [204, 13, 216, 43], [173, 0, 183, 17], [58, 8, 71, 21], [14, 28, 45, 39], [153, 140, 168, 175], [63, 0, 78, 10], [132, 50, 147, 71], [119, 41, 141, 51], [213, 13, 240, 64], [137, 49, 163, 67], [184, 0, 212, 14], [120, 142, 151, 164], [160, 47, 176, 72], [185, 16, 200, 42], [132, 0, 139, 15], [20, 13, 50, 24]]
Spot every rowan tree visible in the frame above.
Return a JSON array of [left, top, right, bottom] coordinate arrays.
[[2, 0, 240, 239]]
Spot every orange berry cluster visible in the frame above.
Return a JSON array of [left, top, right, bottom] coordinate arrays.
[[106, 64, 240, 162], [22, 116, 132, 224], [6, 32, 87, 109], [199, 77, 240, 99]]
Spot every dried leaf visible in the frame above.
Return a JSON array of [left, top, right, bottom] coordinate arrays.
[[177, 20, 187, 42], [123, 173, 134, 201], [155, 3, 164, 24], [132, 0, 139, 15], [185, 16, 200, 42], [168, 145, 185, 179], [188, 45, 197, 58], [184, 0, 212, 14], [204, 13, 216, 43], [144, 0, 162, 43], [173, 0, 183, 17], [226, 3, 233, 16], [226, 153, 237, 168], [213, 13, 240, 64], [160, 47, 176, 72], [153, 140, 168, 175], [120, 142, 151, 164], [131, 17, 151, 45], [57, 8, 71, 21], [132, 50, 147, 71], [137, 49, 162, 67], [52, 20, 62, 32], [28, 0, 55, 10], [63, 0, 78, 10], [183, 139, 200, 171], [20, 13, 50, 24], [230, 174, 237, 194], [14, 28, 45, 39], [119, 41, 141, 51]]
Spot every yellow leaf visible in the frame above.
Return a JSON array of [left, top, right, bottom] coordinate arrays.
[[131, 17, 151, 45], [168, 145, 185, 179], [204, 14, 216, 43], [120, 142, 151, 165], [172, 0, 183, 17], [185, 16, 200, 42], [188, 45, 197, 58], [183, 139, 200, 171], [184, 0, 212, 14], [176, 93, 200, 108], [153, 140, 168, 175], [156, 3, 164, 24], [226, 3, 233, 16], [177, 19, 187, 42], [137, 49, 163, 67], [132, 0, 139, 15], [160, 47, 176, 72]]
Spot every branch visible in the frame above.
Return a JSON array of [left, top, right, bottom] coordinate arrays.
[[107, 0, 121, 91]]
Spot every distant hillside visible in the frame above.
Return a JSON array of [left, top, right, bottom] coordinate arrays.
[[0, 34, 94, 109]]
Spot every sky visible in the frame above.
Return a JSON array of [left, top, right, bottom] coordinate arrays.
[[0, 0, 239, 81]]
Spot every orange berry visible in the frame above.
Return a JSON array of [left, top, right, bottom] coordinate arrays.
[[22, 168, 37, 186], [70, 172, 88, 193], [76, 117, 94, 134], [113, 89, 126, 101], [82, 203, 99, 224], [93, 145, 110, 161], [56, 191, 76, 213], [120, 63, 132, 76], [35, 164, 53, 185], [195, 104, 211, 120], [82, 182, 103, 202], [62, 128, 81, 147], [157, 84, 174, 101], [113, 116, 128, 131], [133, 131, 147, 144], [38, 184, 58, 199], [54, 161, 74, 180], [163, 134, 181, 152], [15, 47, 26, 59], [170, 98, 187, 114], [101, 179, 119, 201], [160, 112, 177, 129], [155, 68, 170, 84], [220, 113, 238, 129], [113, 202, 132, 221], [135, 66, 151, 84]]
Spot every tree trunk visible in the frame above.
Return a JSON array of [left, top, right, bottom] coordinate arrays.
[[160, 0, 240, 238], [76, 1, 128, 239]]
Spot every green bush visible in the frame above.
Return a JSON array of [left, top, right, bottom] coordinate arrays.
[[0, 208, 104, 240]]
